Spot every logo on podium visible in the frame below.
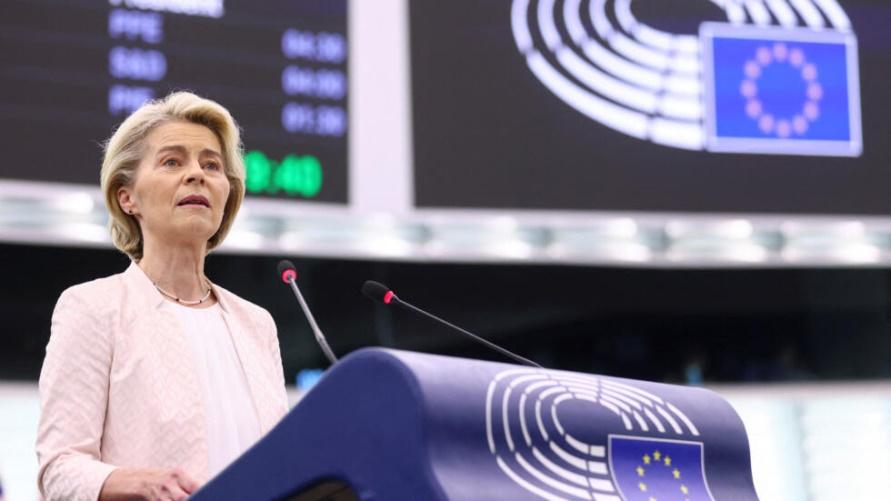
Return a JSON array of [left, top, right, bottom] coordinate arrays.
[[485, 369, 714, 501]]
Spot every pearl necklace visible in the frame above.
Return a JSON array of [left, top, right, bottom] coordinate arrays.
[[154, 282, 213, 305]]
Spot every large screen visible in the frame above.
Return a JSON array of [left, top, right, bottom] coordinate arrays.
[[1, 0, 348, 203], [410, 0, 891, 215]]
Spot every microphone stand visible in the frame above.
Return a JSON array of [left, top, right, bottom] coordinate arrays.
[[285, 276, 338, 365]]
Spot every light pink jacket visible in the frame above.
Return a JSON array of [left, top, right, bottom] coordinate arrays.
[[36, 263, 289, 501]]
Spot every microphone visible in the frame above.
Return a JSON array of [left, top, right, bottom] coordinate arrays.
[[277, 260, 338, 365], [361, 280, 542, 368]]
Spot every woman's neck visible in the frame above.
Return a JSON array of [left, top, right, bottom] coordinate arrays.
[[138, 238, 212, 304]]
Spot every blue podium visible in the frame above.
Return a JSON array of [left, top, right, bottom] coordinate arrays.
[[193, 349, 758, 500]]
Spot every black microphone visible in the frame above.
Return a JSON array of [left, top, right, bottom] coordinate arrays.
[[277, 260, 338, 365], [361, 280, 542, 368]]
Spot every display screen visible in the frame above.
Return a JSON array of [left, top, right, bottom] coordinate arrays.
[[1, 0, 348, 203], [410, 0, 891, 215]]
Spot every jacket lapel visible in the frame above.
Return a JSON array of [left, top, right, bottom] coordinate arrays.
[[122, 264, 204, 399], [212, 287, 270, 434]]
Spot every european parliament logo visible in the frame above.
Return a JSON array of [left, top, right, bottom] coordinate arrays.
[[485, 369, 713, 501], [512, 0, 862, 157], [701, 23, 861, 157]]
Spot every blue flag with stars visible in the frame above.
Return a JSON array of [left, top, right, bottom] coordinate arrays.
[[701, 23, 861, 157], [609, 435, 714, 501]]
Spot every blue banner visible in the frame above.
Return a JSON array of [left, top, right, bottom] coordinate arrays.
[[701, 23, 861, 157]]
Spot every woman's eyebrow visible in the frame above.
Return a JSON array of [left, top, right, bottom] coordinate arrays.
[[155, 145, 188, 158], [154, 145, 222, 159], [199, 148, 223, 159]]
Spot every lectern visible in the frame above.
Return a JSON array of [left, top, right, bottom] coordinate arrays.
[[192, 348, 758, 500]]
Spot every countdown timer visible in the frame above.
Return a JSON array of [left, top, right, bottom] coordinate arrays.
[[244, 150, 322, 198], [0, 0, 348, 204]]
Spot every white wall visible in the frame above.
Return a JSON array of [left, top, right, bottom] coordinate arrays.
[[0, 384, 40, 501], [350, 0, 413, 214]]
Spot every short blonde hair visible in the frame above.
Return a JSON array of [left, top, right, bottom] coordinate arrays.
[[100, 91, 246, 260]]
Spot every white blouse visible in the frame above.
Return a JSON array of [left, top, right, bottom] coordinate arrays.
[[162, 301, 262, 477]]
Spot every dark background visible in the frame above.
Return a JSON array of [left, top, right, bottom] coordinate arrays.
[[411, 0, 891, 215], [0, 0, 348, 203], [4, 242, 891, 384]]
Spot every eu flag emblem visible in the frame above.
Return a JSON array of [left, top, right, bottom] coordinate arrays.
[[701, 22, 861, 157], [609, 435, 714, 501]]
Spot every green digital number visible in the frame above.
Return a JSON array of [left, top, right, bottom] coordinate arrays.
[[243, 150, 323, 198]]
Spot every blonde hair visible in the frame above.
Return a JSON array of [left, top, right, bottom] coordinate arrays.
[[100, 91, 246, 260]]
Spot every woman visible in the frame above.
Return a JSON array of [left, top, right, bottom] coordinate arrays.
[[36, 92, 289, 501]]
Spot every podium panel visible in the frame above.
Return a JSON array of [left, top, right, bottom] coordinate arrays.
[[193, 349, 758, 500]]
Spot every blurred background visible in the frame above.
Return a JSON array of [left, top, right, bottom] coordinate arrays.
[[2, 0, 891, 499]]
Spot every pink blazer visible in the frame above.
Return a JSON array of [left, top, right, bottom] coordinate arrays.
[[36, 263, 289, 501]]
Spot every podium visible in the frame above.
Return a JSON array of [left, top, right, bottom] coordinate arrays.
[[192, 348, 758, 500]]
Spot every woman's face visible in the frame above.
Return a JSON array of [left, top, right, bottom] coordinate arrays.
[[119, 121, 231, 250]]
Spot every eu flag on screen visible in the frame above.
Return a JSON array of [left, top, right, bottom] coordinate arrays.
[[701, 23, 861, 157], [609, 435, 715, 501]]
